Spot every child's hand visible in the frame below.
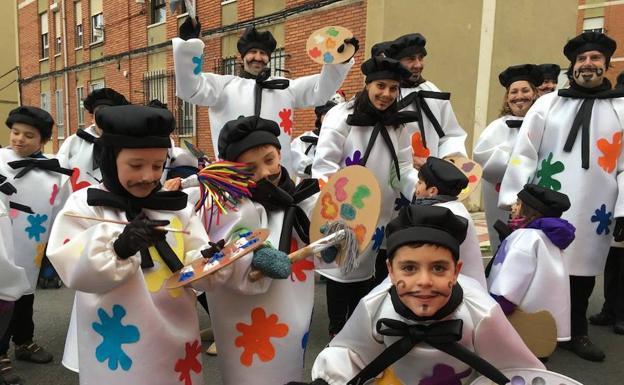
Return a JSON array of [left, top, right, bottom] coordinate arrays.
[[113, 214, 169, 259], [413, 156, 427, 169], [163, 177, 182, 191]]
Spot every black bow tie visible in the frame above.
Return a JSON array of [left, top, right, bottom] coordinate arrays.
[[87, 188, 189, 272], [76, 128, 101, 170], [505, 119, 523, 128], [8, 158, 74, 179], [253, 69, 290, 116], [348, 318, 509, 385], [398, 90, 451, 149], [300, 135, 318, 155], [346, 110, 419, 180], [558, 84, 624, 169]]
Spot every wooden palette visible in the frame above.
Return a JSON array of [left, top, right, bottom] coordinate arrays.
[[445, 156, 483, 201], [309, 165, 381, 260], [508, 309, 558, 358], [306, 26, 356, 65], [470, 368, 583, 385], [166, 228, 269, 289]]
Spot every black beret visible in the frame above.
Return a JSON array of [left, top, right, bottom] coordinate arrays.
[[83, 88, 129, 114], [5, 106, 54, 141], [563, 32, 616, 62], [370, 41, 390, 57], [237, 26, 277, 57], [518, 184, 571, 218], [95, 105, 174, 148], [538, 64, 561, 81], [314, 100, 338, 118], [385, 33, 427, 60], [498, 64, 544, 88], [386, 205, 468, 261], [361, 56, 412, 83], [419, 157, 469, 197], [218, 116, 281, 161], [147, 99, 168, 109]]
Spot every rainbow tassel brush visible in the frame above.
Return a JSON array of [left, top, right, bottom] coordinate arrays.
[[181, 161, 256, 214]]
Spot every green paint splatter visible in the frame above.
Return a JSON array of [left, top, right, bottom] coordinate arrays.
[[351, 185, 371, 209], [536, 152, 565, 191]]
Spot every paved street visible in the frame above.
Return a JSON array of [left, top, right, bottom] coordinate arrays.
[[7, 213, 624, 384]]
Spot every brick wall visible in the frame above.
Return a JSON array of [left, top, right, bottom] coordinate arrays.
[[17, 0, 367, 157]]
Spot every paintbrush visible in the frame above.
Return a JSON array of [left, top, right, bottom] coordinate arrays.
[[63, 212, 191, 235]]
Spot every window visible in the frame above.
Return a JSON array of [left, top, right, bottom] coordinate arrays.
[[40, 13, 49, 59], [76, 87, 85, 129], [89, 80, 104, 92], [151, 0, 166, 24], [91, 13, 103, 44], [40, 92, 50, 113], [75, 1, 83, 48], [223, 56, 238, 75], [55, 89, 64, 138], [55, 11, 62, 55], [583, 17, 604, 33], [270, 48, 287, 77], [177, 100, 195, 137]]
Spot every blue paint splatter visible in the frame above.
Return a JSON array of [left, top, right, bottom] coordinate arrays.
[[345, 150, 362, 166], [301, 331, 309, 349], [323, 52, 334, 63], [92, 304, 140, 371], [192, 55, 204, 75], [394, 193, 411, 211], [25, 214, 48, 242], [591, 203, 613, 235], [372, 226, 384, 251], [340, 203, 356, 220]]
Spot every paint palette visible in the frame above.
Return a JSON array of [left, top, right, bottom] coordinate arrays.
[[310, 166, 381, 256], [469, 368, 583, 385], [445, 156, 483, 201], [166, 228, 270, 289], [508, 310, 558, 358], [306, 26, 356, 65]]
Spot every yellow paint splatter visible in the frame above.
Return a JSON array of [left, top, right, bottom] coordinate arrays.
[[34, 243, 47, 268], [510, 157, 521, 166], [375, 367, 404, 385], [144, 216, 185, 298]]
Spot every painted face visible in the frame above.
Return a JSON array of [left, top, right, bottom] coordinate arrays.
[[10, 123, 46, 157], [415, 178, 437, 198], [387, 244, 462, 317], [506, 80, 536, 117], [242, 48, 270, 76], [116, 148, 168, 198], [537, 79, 557, 96], [572, 50, 607, 88], [399, 53, 425, 83], [366, 79, 400, 111], [236, 144, 281, 184], [510, 199, 522, 219]]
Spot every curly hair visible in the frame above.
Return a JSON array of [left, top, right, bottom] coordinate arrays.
[[499, 82, 539, 117]]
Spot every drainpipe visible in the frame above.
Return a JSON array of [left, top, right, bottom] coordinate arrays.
[[61, 0, 71, 137]]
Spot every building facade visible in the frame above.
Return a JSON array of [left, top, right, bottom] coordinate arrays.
[[0, 2, 20, 147]]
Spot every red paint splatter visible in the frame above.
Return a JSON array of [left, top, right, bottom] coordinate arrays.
[[70, 168, 92, 192], [278, 108, 293, 136], [49, 184, 59, 205], [174, 340, 202, 385]]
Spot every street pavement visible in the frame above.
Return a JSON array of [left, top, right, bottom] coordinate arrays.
[[8, 213, 624, 385]]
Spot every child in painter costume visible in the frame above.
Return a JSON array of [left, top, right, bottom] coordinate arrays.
[[312, 56, 419, 337], [0, 176, 30, 385], [47, 105, 214, 385], [0, 106, 73, 375], [413, 157, 487, 288], [289, 205, 543, 385], [203, 115, 322, 385], [488, 184, 575, 343]]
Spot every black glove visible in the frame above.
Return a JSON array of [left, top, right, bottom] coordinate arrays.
[[179, 16, 201, 40], [339, 37, 359, 62], [614, 217, 624, 242], [285, 379, 329, 385], [201, 240, 226, 259], [113, 214, 169, 259]]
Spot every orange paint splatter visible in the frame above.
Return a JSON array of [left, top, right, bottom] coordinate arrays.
[[235, 308, 289, 366], [411, 132, 430, 158], [597, 132, 622, 173], [320, 193, 338, 220]]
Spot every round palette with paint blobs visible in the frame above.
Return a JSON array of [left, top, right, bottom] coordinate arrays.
[[470, 368, 582, 385], [309, 165, 382, 256], [306, 26, 356, 65], [445, 156, 483, 201], [166, 228, 270, 289]]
